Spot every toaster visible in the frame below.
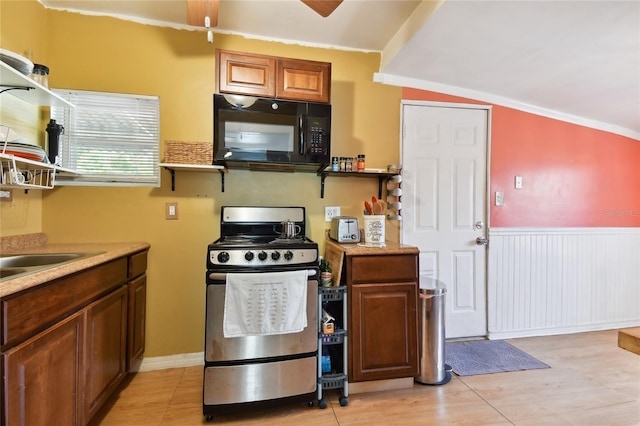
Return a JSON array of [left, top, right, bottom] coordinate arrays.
[[329, 216, 360, 243]]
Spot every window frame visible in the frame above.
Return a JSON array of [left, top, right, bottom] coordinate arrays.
[[51, 89, 160, 187]]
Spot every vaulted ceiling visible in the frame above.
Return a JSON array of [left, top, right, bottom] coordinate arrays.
[[40, 0, 640, 139]]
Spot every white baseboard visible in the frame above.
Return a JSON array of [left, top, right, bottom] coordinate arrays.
[[134, 351, 204, 372], [488, 320, 640, 340]]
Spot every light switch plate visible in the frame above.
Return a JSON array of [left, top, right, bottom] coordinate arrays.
[[495, 191, 504, 206], [166, 202, 178, 220], [515, 176, 523, 189]]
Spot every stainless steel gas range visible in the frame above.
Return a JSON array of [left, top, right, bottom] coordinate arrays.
[[203, 206, 319, 421]]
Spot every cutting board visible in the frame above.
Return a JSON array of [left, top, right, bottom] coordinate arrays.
[[323, 233, 345, 287]]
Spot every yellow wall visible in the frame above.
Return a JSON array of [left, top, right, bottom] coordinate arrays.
[[1, 1, 403, 357]]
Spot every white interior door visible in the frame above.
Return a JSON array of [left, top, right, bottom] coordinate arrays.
[[401, 102, 489, 338]]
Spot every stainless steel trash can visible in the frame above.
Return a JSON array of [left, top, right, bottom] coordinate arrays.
[[415, 277, 451, 385]]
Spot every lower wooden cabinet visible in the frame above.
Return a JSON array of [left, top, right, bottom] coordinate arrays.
[[350, 281, 419, 382], [85, 285, 128, 422], [127, 274, 146, 371], [345, 252, 420, 382], [3, 285, 129, 426], [4, 311, 85, 426], [1, 249, 149, 425]]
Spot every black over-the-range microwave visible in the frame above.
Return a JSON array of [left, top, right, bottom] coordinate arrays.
[[213, 94, 331, 172]]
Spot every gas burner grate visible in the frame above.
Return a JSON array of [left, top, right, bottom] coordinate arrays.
[[270, 237, 306, 244], [218, 236, 255, 244]]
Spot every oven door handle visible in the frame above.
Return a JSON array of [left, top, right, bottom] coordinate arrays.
[[208, 269, 317, 282]]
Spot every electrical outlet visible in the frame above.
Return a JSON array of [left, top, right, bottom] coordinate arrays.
[[166, 202, 178, 220], [325, 206, 340, 222]]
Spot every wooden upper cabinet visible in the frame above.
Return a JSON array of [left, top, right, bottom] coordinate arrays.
[[217, 50, 276, 97], [216, 49, 331, 103], [276, 58, 331, 103]]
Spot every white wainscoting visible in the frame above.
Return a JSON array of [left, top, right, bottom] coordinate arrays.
[[488, 227, 640, 339]]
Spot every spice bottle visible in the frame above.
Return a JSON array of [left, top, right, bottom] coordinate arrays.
[[331, 156, 339, 171], [31, 64, 49, 88], [357, 154, 365, 171]]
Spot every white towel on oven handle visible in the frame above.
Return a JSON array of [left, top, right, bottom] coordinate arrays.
[[223, 270, 309, 338]]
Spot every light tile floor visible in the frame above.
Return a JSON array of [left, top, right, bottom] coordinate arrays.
[[90, 330, 640, 425]]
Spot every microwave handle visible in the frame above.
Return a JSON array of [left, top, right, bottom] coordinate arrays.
[[299, 115, 305, 155]]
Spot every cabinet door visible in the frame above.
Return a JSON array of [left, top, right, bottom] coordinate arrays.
[[127, 274, 146, 371], [84, 285, 128, 422], [350, 282, 419, 382], [3, 311, 85, 426], [217, 50, 276, 97], [276, 59, 331, 103]]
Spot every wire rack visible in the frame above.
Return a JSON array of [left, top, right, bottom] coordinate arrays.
[[1, 124, 56, 190]]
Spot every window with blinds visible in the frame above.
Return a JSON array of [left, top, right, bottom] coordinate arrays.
[[51, 89, 160, 186]]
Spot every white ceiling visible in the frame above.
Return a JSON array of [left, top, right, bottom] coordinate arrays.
[[40, 0, 640, 139]]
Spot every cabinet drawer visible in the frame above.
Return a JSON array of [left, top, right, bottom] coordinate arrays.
[[1, 258, 128, 349], [128, 249, 148, 279], [349, 254, 417, 283]]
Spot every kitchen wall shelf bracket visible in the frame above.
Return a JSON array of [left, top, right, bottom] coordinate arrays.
[[318, 168, 396, 199], [159, 163, 226, 192], [0, 86, 34, 95]]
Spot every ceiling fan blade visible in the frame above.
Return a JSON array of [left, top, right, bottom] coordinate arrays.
[[301, 0, 343, 17], [187, 0, 218, 27]]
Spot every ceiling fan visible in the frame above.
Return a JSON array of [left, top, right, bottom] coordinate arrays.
[[186, 0, 343, 27]]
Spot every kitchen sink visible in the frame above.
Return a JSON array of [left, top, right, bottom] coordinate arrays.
[[0, 253, 89, 268], [0, 268, 28, 279], [0, 252, 103, 282]]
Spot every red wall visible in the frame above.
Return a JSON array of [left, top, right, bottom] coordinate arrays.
[[403, 88, 640, 227]]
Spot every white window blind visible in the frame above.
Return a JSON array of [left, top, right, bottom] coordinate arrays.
[[51, 89, 160, 186]]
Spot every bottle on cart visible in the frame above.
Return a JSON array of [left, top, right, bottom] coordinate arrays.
[[321, 347, 332, 373], [320, 259, 332, 287]]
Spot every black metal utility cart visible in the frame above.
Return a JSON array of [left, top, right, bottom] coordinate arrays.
[[317, 286, 348, 408]]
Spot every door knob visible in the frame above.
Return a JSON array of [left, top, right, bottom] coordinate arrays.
[[476, 237, 488, 246]]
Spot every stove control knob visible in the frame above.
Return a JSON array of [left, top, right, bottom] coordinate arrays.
[[271, 251, 281, 261], [258, 251, 268, 261], [217, 251, 230, 263], [245, 251, 254, 261], [284, 250, 294, 261]]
